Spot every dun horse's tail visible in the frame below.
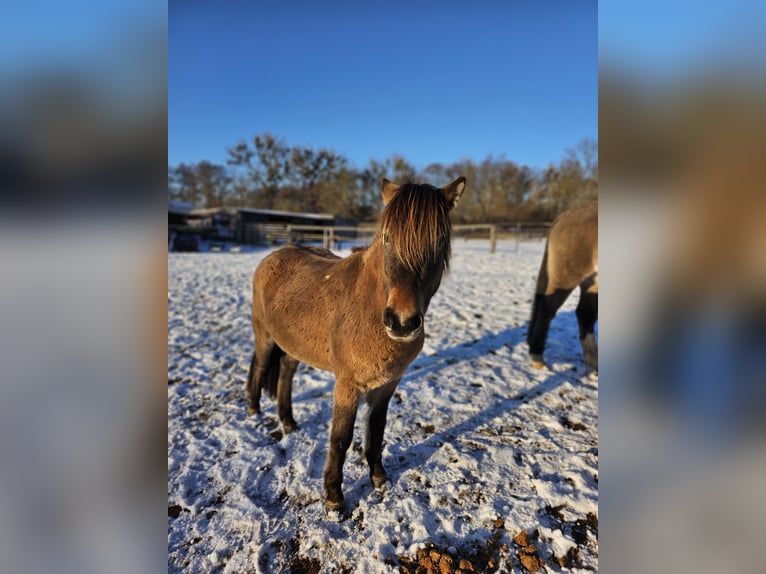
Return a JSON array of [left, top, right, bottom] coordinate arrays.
[[247, 352, 258, 390], [534, 241, 550, 296], [248, 343, 283, 400], [527, 241, 550, 344], [263, 344, 283, 399]]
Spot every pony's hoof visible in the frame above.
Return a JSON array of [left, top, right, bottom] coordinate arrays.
[[247, 405, 260, 416], [530, 353, 545, 369], [324, 500, 345, 520], [371, 474, 388, 490], [279, 416, 298, 434], [584, 351, 598, 371]]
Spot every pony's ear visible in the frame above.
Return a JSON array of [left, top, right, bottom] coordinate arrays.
[[442, 177, 466, 208], [381, 178, 400, 205]]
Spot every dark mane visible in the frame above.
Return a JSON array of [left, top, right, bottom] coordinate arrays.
[[380, 182, 452, 271]]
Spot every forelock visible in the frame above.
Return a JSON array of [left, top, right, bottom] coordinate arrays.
[[380, 183, 452, 271]]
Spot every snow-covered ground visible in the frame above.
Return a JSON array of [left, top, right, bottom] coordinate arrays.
[[168, 239, 598, 573]]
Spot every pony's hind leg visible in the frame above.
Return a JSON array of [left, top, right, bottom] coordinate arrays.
[[527, 288, 572, 368], [277, 354, 299, 433], [576, 276, 598, 370], [364, 379, 399, 489]]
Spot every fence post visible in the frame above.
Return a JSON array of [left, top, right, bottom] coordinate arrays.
[[286, 225, 292, 246], [489, 224, 497, 254]]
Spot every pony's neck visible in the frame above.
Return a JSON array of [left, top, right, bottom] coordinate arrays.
[[359, 237, 388, 302], [361, 234, 385, 260], [360, 235, 385, 270]]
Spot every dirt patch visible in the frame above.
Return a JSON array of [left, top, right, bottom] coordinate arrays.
[[399, 514, 597, 573], [399, 520, 509, 573], [399, 544, 483, 574], [168, 504, 189, 519], [287, 555, 321, 574], [512, 529, 544, 573], [559, 415, 588, 431], [534, 505, 599, 569]]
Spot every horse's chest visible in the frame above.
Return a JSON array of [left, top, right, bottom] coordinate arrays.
[[347, 340, 422, 392]]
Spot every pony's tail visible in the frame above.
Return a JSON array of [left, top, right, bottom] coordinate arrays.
[[527, 242, 550, 344], [534, 241, 550, 296], [262, 344, 283, 399], [247, 352, 258, 391], [247, 344, 285, 399]]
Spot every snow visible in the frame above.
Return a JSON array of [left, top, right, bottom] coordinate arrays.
[[168, 238, 598, 572]]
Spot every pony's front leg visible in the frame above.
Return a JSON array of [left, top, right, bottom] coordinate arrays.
[[323, 377, 360, 514], [364, 379, 399, 489]]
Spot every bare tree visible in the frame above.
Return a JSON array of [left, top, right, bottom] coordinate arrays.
[[226, 133, 290, 209], [290, 146, 346, 212], [194, 160, 231, 208], [171, 132, 597, 223]]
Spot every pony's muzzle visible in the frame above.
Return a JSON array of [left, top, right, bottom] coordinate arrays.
[[383, 307, 423, 342]]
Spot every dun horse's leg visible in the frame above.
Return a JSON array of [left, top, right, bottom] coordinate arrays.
[[277, 354, 299, 433], [576, 280, 598, 370], [527, 288, 572, 367], [323, 378, 360, 514], [364, 380, 398, 489]]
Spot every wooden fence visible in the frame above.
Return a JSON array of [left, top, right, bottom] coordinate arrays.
[[281, 222, 552, 253]]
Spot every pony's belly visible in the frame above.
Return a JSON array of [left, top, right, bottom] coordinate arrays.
[[286, 348, 334, 373], [269, 328, 335, 372]]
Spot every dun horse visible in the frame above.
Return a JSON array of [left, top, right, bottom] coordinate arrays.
[[247, 177, 465, 514], [527, 200, 598, 370]]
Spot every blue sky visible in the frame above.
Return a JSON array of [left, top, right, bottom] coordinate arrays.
[[599, 0, 766, 80], [1, 0, 162, 75], [169, 1, 597, 171]]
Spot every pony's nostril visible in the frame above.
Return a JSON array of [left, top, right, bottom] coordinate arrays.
[[408, 313, 423, 331], [383, 308, 398, 330], [384, 309, 422, 338]]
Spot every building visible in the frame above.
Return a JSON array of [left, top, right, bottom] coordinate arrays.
[[168, 203, 355, 247], [236, 208, 336, 245]]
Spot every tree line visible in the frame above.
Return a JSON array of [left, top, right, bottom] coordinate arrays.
[[168, 133, 597, 222]]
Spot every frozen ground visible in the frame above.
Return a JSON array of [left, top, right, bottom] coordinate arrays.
[[168, 238, 598, 573]]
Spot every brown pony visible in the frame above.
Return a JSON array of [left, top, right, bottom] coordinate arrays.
[[527, 200, 598, 370], [247, 177, 466, 514]]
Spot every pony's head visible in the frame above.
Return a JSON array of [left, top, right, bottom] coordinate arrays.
[[378, 177, 465, 342]]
